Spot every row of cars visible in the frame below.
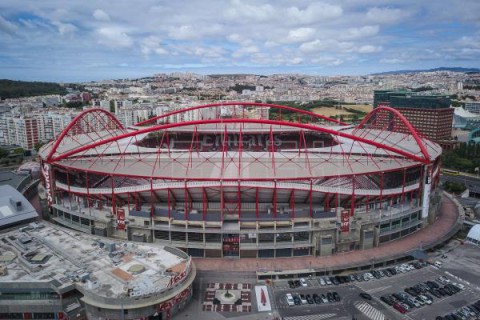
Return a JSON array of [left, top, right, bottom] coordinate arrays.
[[285, 292, 341, 306], [380, 277, 464, 314], [320, 262, 426, 286], [287, 261, 426, 289], [436, 299, 480, 320]]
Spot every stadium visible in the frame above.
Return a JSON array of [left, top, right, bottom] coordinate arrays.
[[39, 102, 442, 259]]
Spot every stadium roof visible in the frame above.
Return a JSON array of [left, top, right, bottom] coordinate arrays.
[[39, 103, 441, 182]]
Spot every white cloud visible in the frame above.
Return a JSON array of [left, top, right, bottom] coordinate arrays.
[[286, 2, 343, 24], [52, 21, 77, 36], [224, 0, 276, 22], [285, 28, 316, 43], [380, 58, 404, 64], [312, 56, 343, 66], [93, 9, 110, 21], [342, 26, 379, 40], [357, 45, 382, 53], [290, 57, 303, 64], [232, 45, 259, 58], [140, 36, 168, 56], [299, 39, 354, 53], [96, 27, 133, 48], [169, 24, 223, 40], [366, 7, 410, 25]]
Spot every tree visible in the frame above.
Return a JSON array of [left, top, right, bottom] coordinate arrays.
[[34, 142, 46, 152], [13, 147, 25, 155], [110, 100, 115, 113], [0, 148, 8, 158]]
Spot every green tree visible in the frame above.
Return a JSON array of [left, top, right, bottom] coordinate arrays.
[[110, 100, 115, 113], [13, 147, 25, 155], [0, 148, 8, 158], [34, 142, 46, 152]]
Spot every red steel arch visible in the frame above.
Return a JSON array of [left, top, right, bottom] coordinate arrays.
[[47, 117, 431, 164], [46, 108, 125, 162], [355, 105, 430, 162], [135, 101, 348, 126]]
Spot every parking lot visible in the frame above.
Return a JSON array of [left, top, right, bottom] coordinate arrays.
[[272, 242, 480, 320]]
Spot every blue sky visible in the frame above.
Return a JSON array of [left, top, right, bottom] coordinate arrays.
[[0, 0, 479, 82]]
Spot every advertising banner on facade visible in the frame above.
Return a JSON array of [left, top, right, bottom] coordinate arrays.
[[340, 209, 350, 232], [116, 208, 126, 230]]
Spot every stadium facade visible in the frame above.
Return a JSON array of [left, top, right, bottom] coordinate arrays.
[[39, 102, 442, 259]]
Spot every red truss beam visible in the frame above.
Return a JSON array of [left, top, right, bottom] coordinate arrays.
[[46, 108, 125, 162], [135, 101, 348, 126], [48, 118, 431, 164], [355, 106, 430, 162]]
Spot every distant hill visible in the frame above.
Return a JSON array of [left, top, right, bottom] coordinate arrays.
[[372, 67, 480, 75], [0, 79, 67, 100]]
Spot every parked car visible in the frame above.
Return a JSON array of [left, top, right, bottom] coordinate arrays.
[[300, 294, 307, 304], [360, 292, 373, 300], [393, 303, 407, 314], [327, 292, 334, 302], [333, 291, 341, 302], [300, 278, 308, 287], [286, 293, 294, 306], [306, 294, 314, 304]]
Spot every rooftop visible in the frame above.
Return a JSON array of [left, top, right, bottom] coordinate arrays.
[[0, 185, 37, 228], [0, 222, 190, 300]]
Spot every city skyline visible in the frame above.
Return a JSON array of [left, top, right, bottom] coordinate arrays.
[[0, 0, 479, 82]]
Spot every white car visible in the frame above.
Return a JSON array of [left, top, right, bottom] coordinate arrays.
[[300, 278, 308, 287], [453, 282, 465, 290], [319, 278, 326, 286], [419, 295, 432, 305], [286, 293, 294, 306], [325, 277, 332, 285], [434, 261, 442, 268]]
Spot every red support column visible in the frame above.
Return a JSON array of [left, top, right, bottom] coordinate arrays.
[[350, 176, 356, 217], [221, 126, 228, 175], [220, 181, 224, 222], [85, 172, 91, 208], [269, 126, 276, 176], [379, 172, 384, 210], [238, 181, 242, 220], [255, 186, 259, 219], [273, 180, 277, 218], [324, 192, 330, 212], [309, 179, 313, 218], [110, 175, 116, 215], [150, 178, 155, 218], [184, 180, 188, 220], [202, 187, 207, 221], [167, 188, 171, 219], [238, 126, 243, 178], [289, 189, 295, 219]]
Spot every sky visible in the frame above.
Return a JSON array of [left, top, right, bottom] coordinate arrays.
[[0, 0, 479, 82]]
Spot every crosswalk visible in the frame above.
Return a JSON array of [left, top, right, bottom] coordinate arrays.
[[354, 301, 385, 320], [283, 313, 337, 320]]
